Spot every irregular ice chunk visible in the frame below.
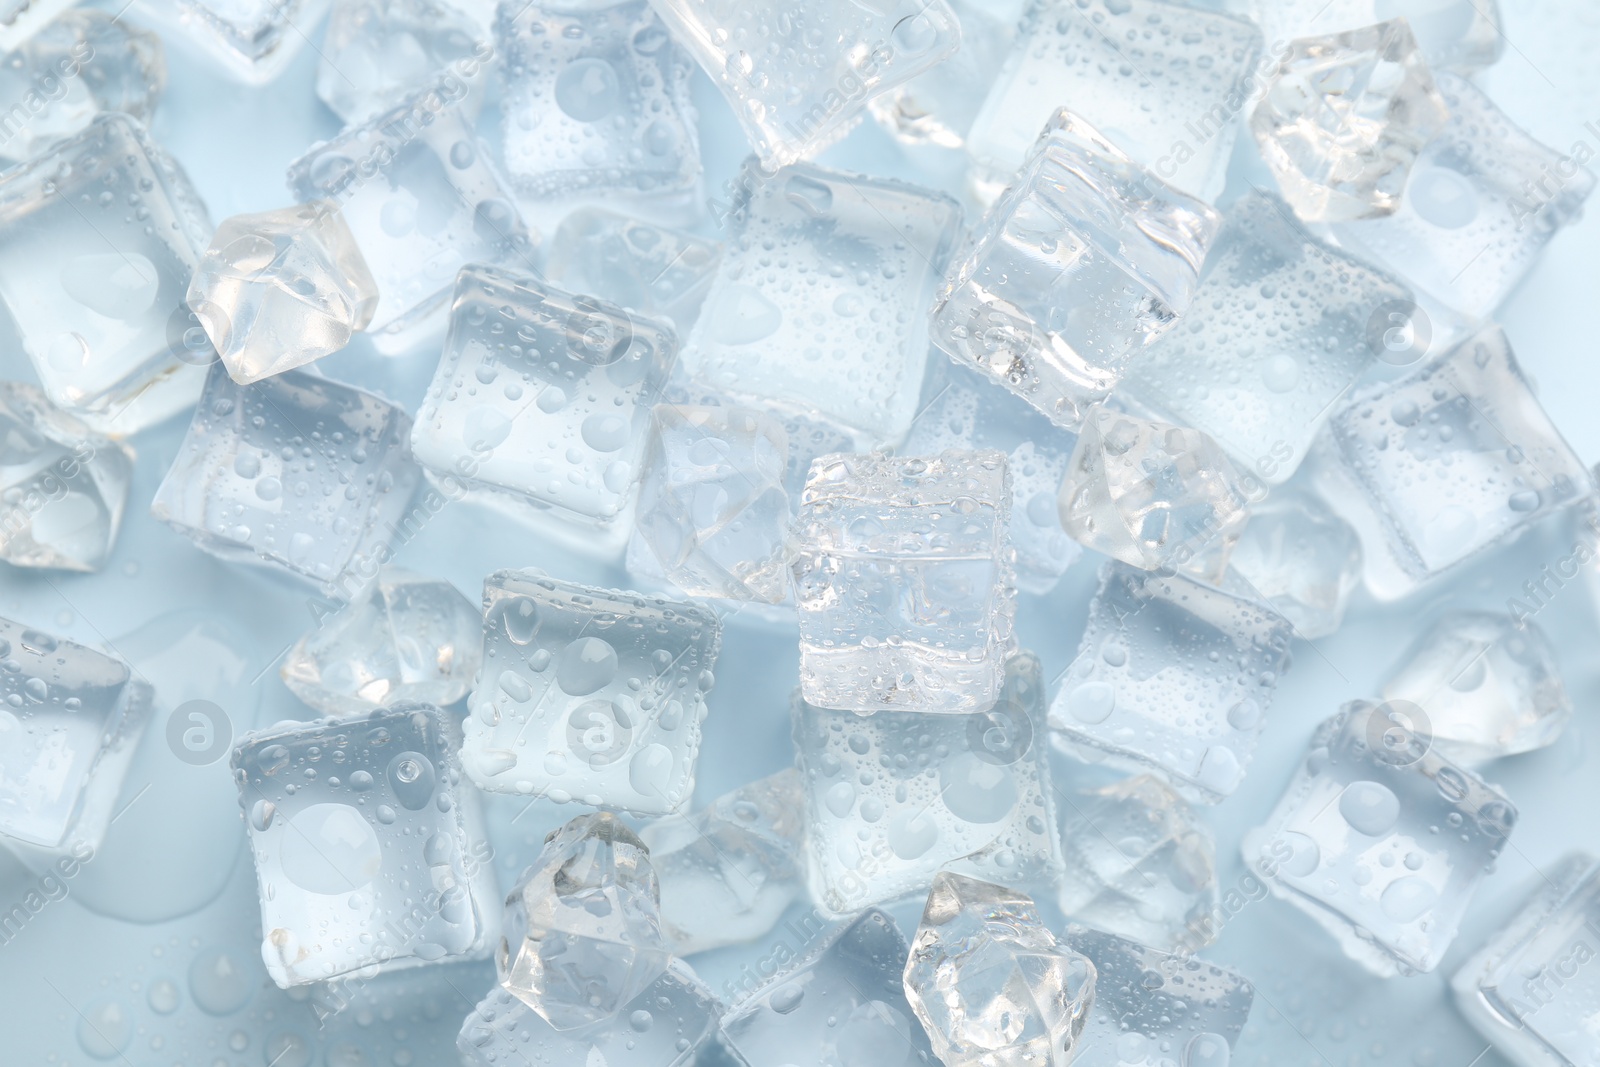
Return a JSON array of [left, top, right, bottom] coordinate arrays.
[[1228, 487, 1362, 638]]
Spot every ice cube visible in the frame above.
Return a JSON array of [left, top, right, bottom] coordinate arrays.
[[1251, 19, 1450, 222], [1050, 562, 1294, 803], [1245, 0, 1505, 74], [232, 703, 500, 987], [1058, 408, 1249, 580], [410, 267, 676, 549], [137, 0, 334, 83], [793, 652, 1061, 916], [150, 364, 422, 595], [498, 0, 699, 197], [635, 404, 792, 603], [1057, 775, 1219, 953], [1324, 326, 1592, 598], [286, 89, 536, 339], [1063, 924, 1254, 1067], [1242, 700, 1517, 976], [1379, 611, 1571, 767], [281, 567, 482, 717], [318, 0, 486, 123], [718, 908, 938, 1067], [1451, 852, 1600, 1067], [0, 381, 134, 572], [680, 161, 962, 449], [903, 360, 1082, 595], [545, 207, 722, 331], [966, 0, 1265, 202], [639, 768, 806, 955], [0, 617, 151, 849], [1122, 192, 1412, 487], [187, 202, 379, 384], [1330, 73, 1596, 318], [1227, 487, 1363, 639], [460, 959, 720, 1066], [499, 811, 672, 1028], [647, 0, 961, 167], [792, 450, 1015, 714], [931, 110, 1222, 433], [0, 113, 211, 435], [461, 570, 720, 815], [904, 873, 1096, 1067]]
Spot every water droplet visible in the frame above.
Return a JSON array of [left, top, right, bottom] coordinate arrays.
[[1380, 875, 1438, 922], [280, 803, 382, 894], [387, 751, 437, 809], [555, 57, 622, 121], [556, 636, 619, 695], [1339, 781, 1400, 836], [1066, 681, 1115, 723], [188, 947, 255, 1014]]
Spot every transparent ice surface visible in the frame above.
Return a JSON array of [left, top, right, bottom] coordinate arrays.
[[1245, 0, 1506, 74], [318, 0, 485, 124], [1227, 486, 1363, 638], [545, 207, 722, 331], [135, 0, 335, 83]]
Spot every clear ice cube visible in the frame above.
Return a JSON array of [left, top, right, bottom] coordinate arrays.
[[318, 0, 486, 123], [545, 207, 722, 332], [965, 0, 1265, 202], [680, 161, 962, 449], [187, 202, 379, 384], [498, 0, 699, 197], [639, 768, 807, 955], [0, 112, 211, 435], [1242, 700, 1517, 976], [718, 908, 939, 1067], [281, 566, 483, 716], [232, 703, 500, 987], [410, 267, 676, 546], [904, 873, 1096, 1067], [931, 110, 1222, 432], [1246, 0, 1505, 74], [138, 0, 335, 83], [647, 0, 961, 167], [0, 380, 134, 572], [1057, 775, 1219, 953], [150, 363, 423, 595], [791, 450, 1015, 714], [0, 617, 151, 849], [1122, 192, 1412, 487], [1379, 611, 1571, 767], [499, 811, 672, 1029], [461, 570, 720, 815], [793, 652, 1061, 916], [1227, 487, 1362, 639], [1049, 562, 1294, 803]]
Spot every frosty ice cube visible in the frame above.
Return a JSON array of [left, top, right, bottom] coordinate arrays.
[[1123, 192, 1412, 487], [1379, 611, 1571, 767], [1050, 563, 1295, 803], [966, 0, 1264, 202], [868, 0, 1026, 149], [286, 89, 536, 339], [1330, 73, 1596, 317], [150, 364, 422, 595], [0, 381, 134, 572], [1326, 326, 1592, 595], [138, 0, 334, 83], [461, 570, 720, 815], [1242, 700, 1517, 976], [1058, 408, 1250, 580], [499, 812, 671, 1028], [232, 703, 500, 987], [793, 652, 1061, 916], [281, 567, 482, 717], [904, 873, 1096, 1067], [410, 267, 676, 545], [639, 768, 806, 955], [545, 207, 721, 331], [1251, 19, 1450, 222], [647, 0, 960, 167], [1057, 775, 1219, 953], [498, 0, 699, 197], [0, 112, 211, 434], [792, 450, 1015, 714], [1247, 0, 1505, 74], [1227, 487, 1362, 639], [719, 908, 938, 1067], [681, 161, 962, 448], [931, 110, 1221, 432], [459, 959, 720, 1066], [318, 0, 486, 123], [0, 617, 151, 849], [187, 202, 379, 384], [1451, 852, 1600, 1067]]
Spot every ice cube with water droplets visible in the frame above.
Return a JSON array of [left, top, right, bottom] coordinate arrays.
[[1227, 486, 1363, 639], [545, 207, 722, 332], [1246, 0, 1505, 74], [1242, 700, 1517, 976], [318, 0, 486, 124], [461, 570, 720, 815]]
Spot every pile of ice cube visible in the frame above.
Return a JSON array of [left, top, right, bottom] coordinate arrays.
[[0, 0, 1596, 1064]]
